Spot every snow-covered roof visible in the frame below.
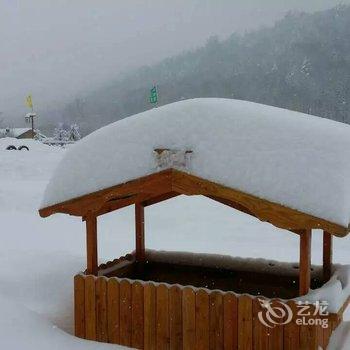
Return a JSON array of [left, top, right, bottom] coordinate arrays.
[[0, 128, 31, 138], [41, 98, 350, 228]]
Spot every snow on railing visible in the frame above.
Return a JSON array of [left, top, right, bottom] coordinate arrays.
[[41, 138, 75, 146]]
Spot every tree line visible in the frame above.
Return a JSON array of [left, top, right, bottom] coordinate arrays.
[[49, 5, 350, 134]]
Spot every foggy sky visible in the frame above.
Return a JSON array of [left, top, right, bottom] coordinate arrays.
[[1, 0, 349, 124]]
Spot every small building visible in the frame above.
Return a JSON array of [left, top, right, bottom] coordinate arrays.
[[39, 99, 350, 349], [0, 127, 35, 139]]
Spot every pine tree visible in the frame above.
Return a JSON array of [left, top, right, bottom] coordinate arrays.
[[68, 123, 81, 141]]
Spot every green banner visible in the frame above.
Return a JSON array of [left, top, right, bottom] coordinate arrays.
[[149, 86, 158, 104]]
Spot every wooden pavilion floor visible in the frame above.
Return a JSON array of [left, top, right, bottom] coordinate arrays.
[[106, 260, 324, 299]]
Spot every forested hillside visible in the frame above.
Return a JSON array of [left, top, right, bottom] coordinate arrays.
[[57, 5, 350, 134]]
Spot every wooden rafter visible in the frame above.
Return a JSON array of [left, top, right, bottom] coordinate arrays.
[[143, 191, 180, 207], [85, 193, 150, 220], [40, 170, 173, 218], [171, 170, 348, 237], [39, 169, 349, 237], [205, 195, 255, 217], [82, 192, 180, 221]]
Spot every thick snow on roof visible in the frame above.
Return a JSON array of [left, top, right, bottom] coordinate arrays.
[[41, 98, 350, 227], [0, 128, 31, 138]]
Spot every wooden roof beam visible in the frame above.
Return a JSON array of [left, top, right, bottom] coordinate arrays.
[[40, 169, 173, 218], [82, 193, 149, 220], [83, 191, 181, 220], [171, 169, 348, 237], [143, 191, 180, 207], [205, 195, 255, 218]]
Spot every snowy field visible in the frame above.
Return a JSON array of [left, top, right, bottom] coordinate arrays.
[[0, 137, 349, 349]]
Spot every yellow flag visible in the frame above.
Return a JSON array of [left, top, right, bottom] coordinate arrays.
[[26, 95, 33, 109]]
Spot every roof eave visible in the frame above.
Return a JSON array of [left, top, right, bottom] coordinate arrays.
[[38, 169, 349, 237]]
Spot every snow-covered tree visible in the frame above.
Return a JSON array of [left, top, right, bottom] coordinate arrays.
[[1, 127, 14, 138], [68, 123, 81, 141], [53, 123, 68, 141]]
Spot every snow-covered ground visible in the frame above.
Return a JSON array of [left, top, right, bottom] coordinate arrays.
[[0, 137, 349, 349]]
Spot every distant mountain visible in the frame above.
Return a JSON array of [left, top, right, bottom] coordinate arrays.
[[54, 5, 350, 134]]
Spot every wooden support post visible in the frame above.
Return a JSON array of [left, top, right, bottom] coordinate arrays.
[[299, 229, 312, 296], [135, 203, 145, 262], [323, 231, 333, 282], [86, 215, 98, 275]]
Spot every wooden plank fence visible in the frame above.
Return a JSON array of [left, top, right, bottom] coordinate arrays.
[[74, 273, 341, 349]]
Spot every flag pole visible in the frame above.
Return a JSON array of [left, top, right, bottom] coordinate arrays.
[[26, 95, 35, 136], [30, 99, 34, 134]]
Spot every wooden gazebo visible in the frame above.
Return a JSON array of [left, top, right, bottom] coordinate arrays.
[[39, 168, 349, 350]]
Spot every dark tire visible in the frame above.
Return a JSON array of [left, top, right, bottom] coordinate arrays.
[[18, 145, 29, 151], [6, 145, 17, 150]]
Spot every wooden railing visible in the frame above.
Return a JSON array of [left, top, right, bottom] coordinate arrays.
[[74, 271, 344, 349]]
